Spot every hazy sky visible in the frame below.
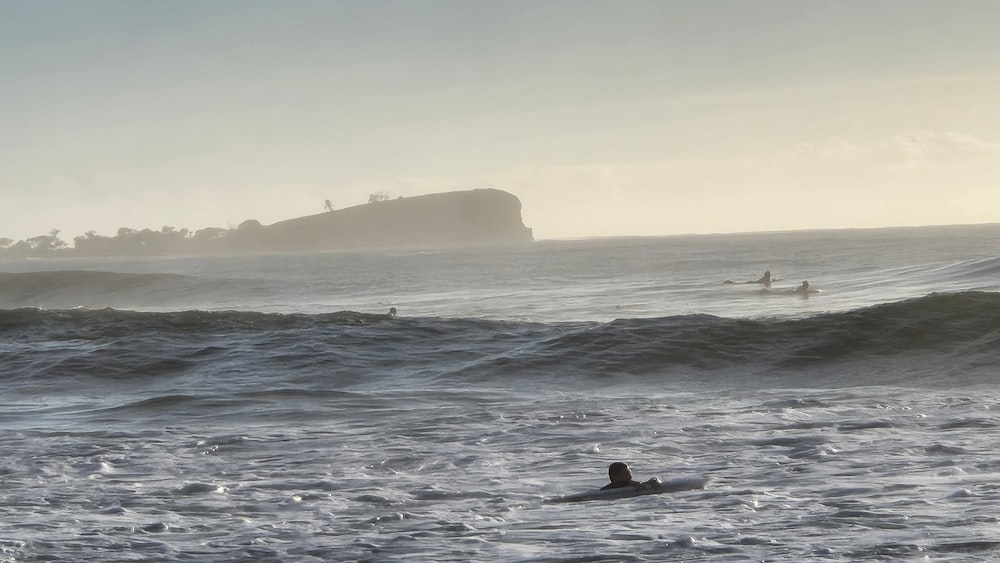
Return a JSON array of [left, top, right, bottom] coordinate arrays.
[[3, 0, 999, 241]]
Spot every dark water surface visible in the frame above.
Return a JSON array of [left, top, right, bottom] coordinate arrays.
[[2, 225, 1000, 561]]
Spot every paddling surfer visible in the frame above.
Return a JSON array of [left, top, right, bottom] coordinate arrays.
[[601, 462, 660, 490], [724, 270, 774, 288], [755, 270, 773, 288]]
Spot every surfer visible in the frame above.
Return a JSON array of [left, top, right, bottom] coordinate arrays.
[[387, 307, 397, 318], [793, 280, 810, 295], [724, 270, 773, 288], [756, 270, 773, 288], [601, 462, 659, 490]]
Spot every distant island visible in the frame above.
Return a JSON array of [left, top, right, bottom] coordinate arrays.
[[0, 189, 534, 259]]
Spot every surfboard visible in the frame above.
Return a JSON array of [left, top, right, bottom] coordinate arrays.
[[760, 287, 821, 296], [545, 476, 709, 504]]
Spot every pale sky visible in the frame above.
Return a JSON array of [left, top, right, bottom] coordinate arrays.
[[2, 0, 999, 242]]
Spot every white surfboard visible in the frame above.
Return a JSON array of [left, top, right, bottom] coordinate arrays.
[[545, 476, 709, 504]]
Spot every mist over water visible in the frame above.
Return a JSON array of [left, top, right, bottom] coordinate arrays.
[[3, 224, 998, 319], [2, 224, 1000, 562]]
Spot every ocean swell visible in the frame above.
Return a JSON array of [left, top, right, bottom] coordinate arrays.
[[439, 291, 1000, 386], [2, 291, 998, 390]]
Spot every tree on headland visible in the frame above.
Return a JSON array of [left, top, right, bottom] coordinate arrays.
[[368, 192, 389, 204], [73, 230, 114, 255], [193, 227, 227, 241], [3, 224, 215, 259], [324, 199, 334, 212], [24, 230, 67, 253]]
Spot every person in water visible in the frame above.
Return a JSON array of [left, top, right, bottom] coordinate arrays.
[[600, 462, 662, 490], [724, 270, 774, 288], [601, 462, 641, 489], [756, 270, 773, 288], [793, 280, 810, 294]]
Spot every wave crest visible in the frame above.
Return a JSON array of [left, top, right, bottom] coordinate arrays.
[[3, 291, 998, 388]]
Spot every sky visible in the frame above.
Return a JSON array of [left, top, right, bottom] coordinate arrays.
[[2, 0, 999, 242]]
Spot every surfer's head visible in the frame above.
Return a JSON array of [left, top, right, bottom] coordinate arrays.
[[607, 462, 633, 486]]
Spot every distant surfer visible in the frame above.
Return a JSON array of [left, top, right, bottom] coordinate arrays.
[[387, 307, 397, 318], [724, 270, 774, 288], [793, 280, 810, 295], [600, 462, 661, 490], [756, 270, 773, 288]]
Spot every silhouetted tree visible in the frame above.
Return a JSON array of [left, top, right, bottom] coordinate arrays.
[[26, 232, 66, 253], [7, 240, 31, 256], [193, 227, 227, 241]]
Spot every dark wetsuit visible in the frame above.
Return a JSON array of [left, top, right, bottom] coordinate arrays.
[[601, 480, 642, 490]]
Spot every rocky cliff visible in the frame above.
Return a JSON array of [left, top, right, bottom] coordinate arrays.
[[1, 189, 534, 259], [236, 188, 534, 252]]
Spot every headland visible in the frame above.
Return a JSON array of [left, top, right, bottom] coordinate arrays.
[[0, 189, 534, 259]]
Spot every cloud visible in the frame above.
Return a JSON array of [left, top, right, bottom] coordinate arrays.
[[798, 130, 1000, 166], [886, 129, 1000, 162]]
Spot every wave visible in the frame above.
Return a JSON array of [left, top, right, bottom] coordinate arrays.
[[940, 256, 1000, 280], [0, 269, 189, 292], [437, 291, 1000, 386], [0, 307, 400, 339], [2, 291, 998, 389], [0, 270, 201, 310]]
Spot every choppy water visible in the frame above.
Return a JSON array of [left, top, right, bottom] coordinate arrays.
[[2, 224, 1000, 562]]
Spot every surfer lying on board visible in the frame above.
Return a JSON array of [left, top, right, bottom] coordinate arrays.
[[600, 462, 661, 490], [793, 280, 810, 295], [723, 270, 774, 288]]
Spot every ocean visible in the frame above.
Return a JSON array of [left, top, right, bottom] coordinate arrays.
[[2, 224, 1000, 562]]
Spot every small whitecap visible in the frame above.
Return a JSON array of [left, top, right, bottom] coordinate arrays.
[[948, 488, 979, 498], [668, 536, 697, 548]]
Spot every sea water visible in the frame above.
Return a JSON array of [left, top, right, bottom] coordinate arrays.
[[2, 224, 1000, 562]]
